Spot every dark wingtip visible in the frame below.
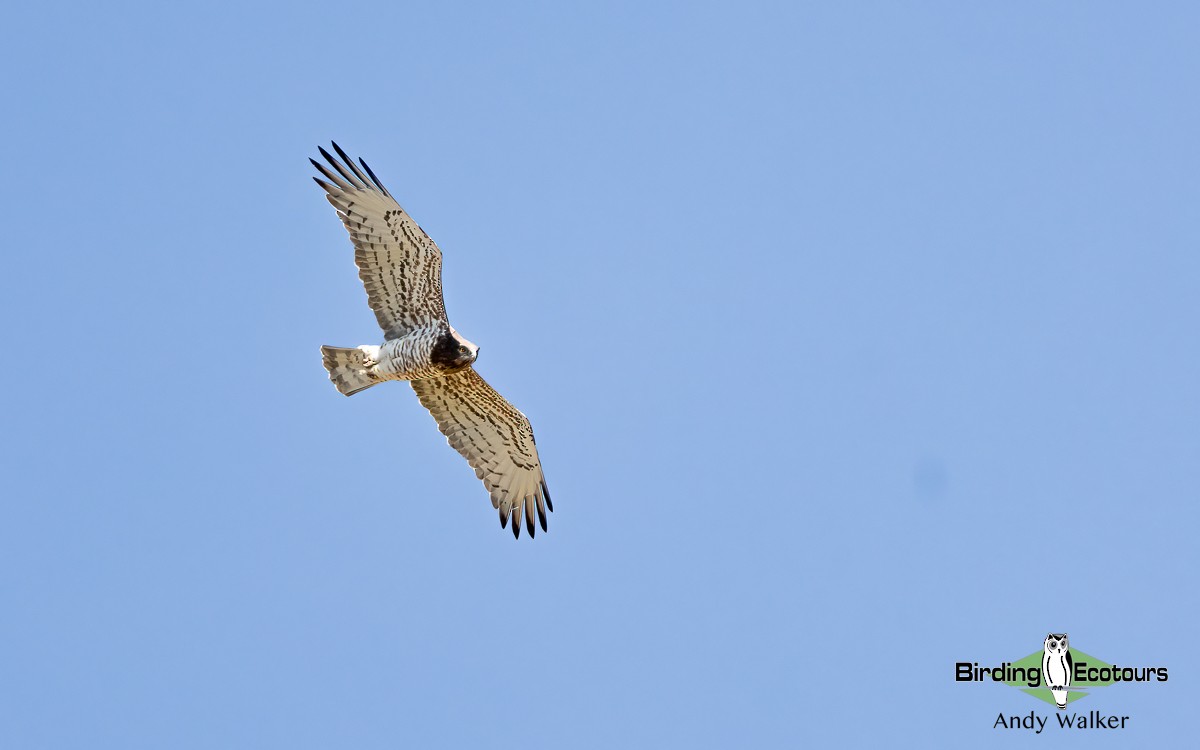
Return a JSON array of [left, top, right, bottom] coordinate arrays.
[[359, 157, 391, 196], [500, 507, 509, 529], [512, 516, 521, 539], [526, 511, 535, 539], [318, 144, 365, 188], [538, 510, 547, 533], [330, 141, 352, 164], [541, 479, 553, 513], [331, 142, 372, 185]]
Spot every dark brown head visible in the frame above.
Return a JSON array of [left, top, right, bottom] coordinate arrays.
[[430, 327, 479, 373]]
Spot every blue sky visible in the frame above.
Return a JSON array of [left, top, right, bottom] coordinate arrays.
[[2, 1, 1197, 747]]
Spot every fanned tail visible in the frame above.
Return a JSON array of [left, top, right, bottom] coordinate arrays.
[[320, 345, 381, 396]]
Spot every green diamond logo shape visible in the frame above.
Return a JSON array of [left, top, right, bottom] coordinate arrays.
[[1003, 648, 1118, 706]]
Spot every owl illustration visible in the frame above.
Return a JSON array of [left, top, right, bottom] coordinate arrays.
[[1042, 633, 1072, 709]]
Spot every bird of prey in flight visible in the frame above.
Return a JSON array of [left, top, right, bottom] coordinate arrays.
[[313, 143, 552, 539]]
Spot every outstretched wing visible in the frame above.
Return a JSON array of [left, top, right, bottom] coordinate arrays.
[[312, 143, 447, 339], [411, 368, 552, 539]]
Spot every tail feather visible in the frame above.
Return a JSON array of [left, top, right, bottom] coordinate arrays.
[[321, 345, 381, 396]]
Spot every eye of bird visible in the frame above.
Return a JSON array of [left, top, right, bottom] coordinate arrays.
[[458, 345, 468, 354]]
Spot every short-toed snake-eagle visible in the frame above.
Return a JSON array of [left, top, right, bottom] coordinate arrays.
[[313, 143, 552, 539]]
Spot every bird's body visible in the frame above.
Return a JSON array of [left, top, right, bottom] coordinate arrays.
[[313, 143, 551, 538], [321, 322, 476, 394]]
